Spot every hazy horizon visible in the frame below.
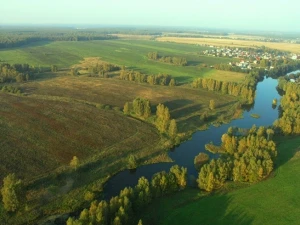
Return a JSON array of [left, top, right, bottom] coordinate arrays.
[[1, 0, 299, 32]]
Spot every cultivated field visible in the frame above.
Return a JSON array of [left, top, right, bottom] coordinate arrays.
[[19, 75, 239, 132], [203, 69, 246, 82], [0, 91, 161, 183], [157, 37, 300, 53], [142, 136, 300, 225], [0, 39, 242, 82]]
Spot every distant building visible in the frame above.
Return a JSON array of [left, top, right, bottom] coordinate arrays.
[[291, 55, 297, 60]]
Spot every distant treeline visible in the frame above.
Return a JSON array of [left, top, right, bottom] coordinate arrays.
[[119, 69, 176, 86], [147, 52, 187, 66], [0, 63, 35, 83], [67, 165, 187, 225], [0, 30, 117, 49]]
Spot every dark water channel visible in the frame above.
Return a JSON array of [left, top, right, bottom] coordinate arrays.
[[103, 77, 281, 199]]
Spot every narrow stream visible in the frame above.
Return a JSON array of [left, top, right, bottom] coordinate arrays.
[[103, 77, 281, 199]]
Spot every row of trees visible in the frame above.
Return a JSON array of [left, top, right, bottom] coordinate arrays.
[[214, 63, 248, 73], [274, 78, 300, 134], [197, 126, 277, 191], [119, 69, 176, 86], [67, 165, 187, 225], [0, 63, 33, 83], [147, 52, 187, 66], [1, 85, 22, 94], [192, 78, 255, 104], [87, 63, 120, 74]]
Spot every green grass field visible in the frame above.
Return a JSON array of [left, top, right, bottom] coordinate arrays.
[[0, 40, 240, 82], [142, 136, 300, 225]]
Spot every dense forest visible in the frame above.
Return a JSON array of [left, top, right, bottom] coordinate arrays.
[[0, 63, 35, 83]]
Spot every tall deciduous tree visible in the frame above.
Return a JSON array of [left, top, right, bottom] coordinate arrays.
[[128, 154, 138, 169], [1, 173, 24, 212], [168, 119, 177, 138], [70, 156, 79, 170], [156, 103, 170, 133], [123, 102, 130, 115], [209, 100, 215, 110]]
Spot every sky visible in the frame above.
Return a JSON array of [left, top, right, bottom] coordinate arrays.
[[1, 0, 299, 32]]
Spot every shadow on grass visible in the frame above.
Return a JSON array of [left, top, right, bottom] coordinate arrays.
[[187, 60, 201, 66], [143, 193, 254, 225], [163, 99, 193, 111], [274, 136, 300, 169], [0, 41, 52, 52], [170, 103, 203, 119]]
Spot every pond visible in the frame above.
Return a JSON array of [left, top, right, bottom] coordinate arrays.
[[103, 76, 282, 199]]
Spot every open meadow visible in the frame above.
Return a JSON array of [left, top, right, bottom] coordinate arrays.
[[141, 136, 300, 225], [0, 39, 243, 83]]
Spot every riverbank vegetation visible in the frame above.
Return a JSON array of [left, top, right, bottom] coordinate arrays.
[[66, 165, 188, 225], [201, 126, 276, 191], [140, 136, 300, 225], [274, 78, 300, 134], [250, 113, 260, 118]]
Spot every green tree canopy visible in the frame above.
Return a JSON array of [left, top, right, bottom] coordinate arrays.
[[1, 173, 24, 212]]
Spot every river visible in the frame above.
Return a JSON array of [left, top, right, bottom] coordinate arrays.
[[103, 76, 281, 199]]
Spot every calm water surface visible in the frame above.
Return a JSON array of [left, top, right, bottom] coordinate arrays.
[[103, 77, 281, 198]]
